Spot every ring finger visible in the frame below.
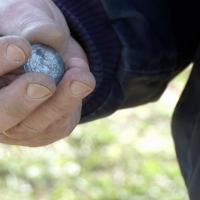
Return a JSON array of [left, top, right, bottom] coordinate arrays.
[[0, 106, 81, 147]]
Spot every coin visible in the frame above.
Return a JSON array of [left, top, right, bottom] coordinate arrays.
[[24, 44, 66, 85]]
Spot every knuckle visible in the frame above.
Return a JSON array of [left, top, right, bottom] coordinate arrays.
[[49, 101, 65, 116], [6, 123, 39, 141], [16, 122, 39, 135], [10, 100, 34, 121], [0, 100, 26, 120], [14, 100, 32, 118], [20, 13, 51, 33]]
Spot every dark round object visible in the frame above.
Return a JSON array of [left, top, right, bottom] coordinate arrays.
[[24, 44, 66, 85]]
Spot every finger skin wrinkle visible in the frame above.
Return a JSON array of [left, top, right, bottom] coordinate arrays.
[[6, 122, 39, 140], [0, 94, 38, 129], [46, 101, 66, 118], [0, 98, 27, 121], [20, 121, 40, 133]]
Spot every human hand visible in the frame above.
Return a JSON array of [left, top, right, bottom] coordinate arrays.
[[0, 0, 96, 147]]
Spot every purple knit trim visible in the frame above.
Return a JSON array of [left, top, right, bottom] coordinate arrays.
[[53, 0, 121, 118]]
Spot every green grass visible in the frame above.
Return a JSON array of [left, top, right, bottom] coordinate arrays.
[[0, 67, 192, 200]]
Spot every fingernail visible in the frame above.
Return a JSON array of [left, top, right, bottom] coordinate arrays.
[[6, 44, 26, 64], [27, 84, 52, 99], [70, 81, 92, 97]]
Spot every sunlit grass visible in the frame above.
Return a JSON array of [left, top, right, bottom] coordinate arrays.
[[0, 67, 192, 200]]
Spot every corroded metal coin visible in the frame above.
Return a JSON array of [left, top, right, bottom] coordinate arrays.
[[24, 44, 66, 85]]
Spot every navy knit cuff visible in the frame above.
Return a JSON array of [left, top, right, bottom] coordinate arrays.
[[53, 0, 121, 122]]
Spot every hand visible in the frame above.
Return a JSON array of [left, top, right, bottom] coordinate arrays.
[[0, 0, 96, 147]]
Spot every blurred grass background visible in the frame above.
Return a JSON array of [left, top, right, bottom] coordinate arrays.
[[0, 67, 192, 200]]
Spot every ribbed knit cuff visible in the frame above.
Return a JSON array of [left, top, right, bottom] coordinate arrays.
[[53, 0, 121, 122]]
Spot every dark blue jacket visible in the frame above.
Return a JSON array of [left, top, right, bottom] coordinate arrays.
[[53, 0, 200, 122]]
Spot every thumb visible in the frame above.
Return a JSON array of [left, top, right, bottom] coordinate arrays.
[[21, 21, 67, 53], [0, 0, 69, 53]]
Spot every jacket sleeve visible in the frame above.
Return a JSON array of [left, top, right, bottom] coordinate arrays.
[[53, 0, 181, 123]]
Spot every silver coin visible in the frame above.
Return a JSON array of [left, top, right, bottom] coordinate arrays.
[[24, 44, 66, 85]]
